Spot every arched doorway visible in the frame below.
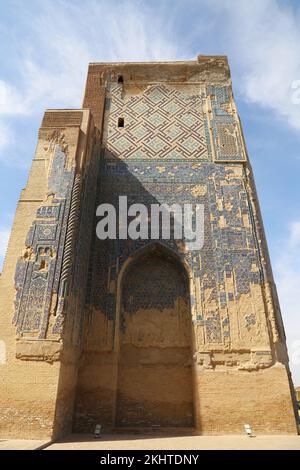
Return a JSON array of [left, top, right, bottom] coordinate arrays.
[[115, 244, 194, 427]]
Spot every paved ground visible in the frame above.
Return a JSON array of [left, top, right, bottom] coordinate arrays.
[[1, 433, 299, 450], [0, 439, 51, 450], [45, 433, 300, 450]]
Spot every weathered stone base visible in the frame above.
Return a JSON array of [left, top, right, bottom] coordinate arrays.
[[194, 364, 298, 435], [0, 357, 78, 440], [73, 356, 298, 435], [0, 361, 60, 439]]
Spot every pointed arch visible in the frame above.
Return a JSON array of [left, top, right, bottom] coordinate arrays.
[[113, 241, 195, 427], [114, 241, 193, 351]]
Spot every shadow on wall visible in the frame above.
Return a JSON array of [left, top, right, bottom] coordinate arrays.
[[69, 148, 201, 433]]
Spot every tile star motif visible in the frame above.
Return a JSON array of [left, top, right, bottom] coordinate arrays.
[[163, 149, 183, 160], [162, 101, 181, 115], [132, 101, 148, 115], [181, 113, 198, 128], [147, 112, 166, 128], [181, 136, 199, 152], [164, 124, 183, 140], [146, 88, 165, 104], [131, 124, 148, 140], [111, 136, 132, 152], [129, 149, 145, 159]]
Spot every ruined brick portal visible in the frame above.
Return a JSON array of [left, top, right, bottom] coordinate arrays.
[[0, 56, 298, 439]]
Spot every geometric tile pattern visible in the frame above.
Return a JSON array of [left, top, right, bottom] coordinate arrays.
[[89, 153, 264, 346], [13, 137, 100, 338], [207, 85, 246, 162], [13, 146, 75, 337], [105, 84, 208, 160], [86, 82, 259, 348]]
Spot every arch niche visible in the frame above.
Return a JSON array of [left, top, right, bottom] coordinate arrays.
[[115, 243, 194, 428]]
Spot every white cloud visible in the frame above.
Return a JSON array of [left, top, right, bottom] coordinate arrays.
[[0, 119, 14, 154], [1, 0, 182, 115], [0, 0, 183, 166], [1, 0, 300, 156], [0, 80, 27, 115], [0, 80, 20, 154], [0, 0, 299, 386], [289, 221, 300, 246], [274, 219, 300, 386], [0, 226, 10, 272], [212, 0, 300, 130]]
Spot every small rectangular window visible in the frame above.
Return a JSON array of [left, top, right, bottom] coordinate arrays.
[[118, 117, 124, 128]]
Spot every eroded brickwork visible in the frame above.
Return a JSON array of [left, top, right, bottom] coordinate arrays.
[[0, 56, 298, 438]]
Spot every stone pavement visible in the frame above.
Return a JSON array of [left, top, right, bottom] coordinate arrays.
[[45, 433, 300, 450], [0, 439, 51, 450]]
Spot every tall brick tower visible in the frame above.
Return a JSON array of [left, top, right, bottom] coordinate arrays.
[[0, 56, 298, 439]]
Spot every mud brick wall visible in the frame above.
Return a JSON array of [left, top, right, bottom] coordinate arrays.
[[74, 60, 298, 434]]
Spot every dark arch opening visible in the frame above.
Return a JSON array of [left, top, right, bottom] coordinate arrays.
[[115, 244, 194, 428]]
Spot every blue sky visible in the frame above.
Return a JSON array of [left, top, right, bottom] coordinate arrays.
[[0, 0, 300, 385]]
